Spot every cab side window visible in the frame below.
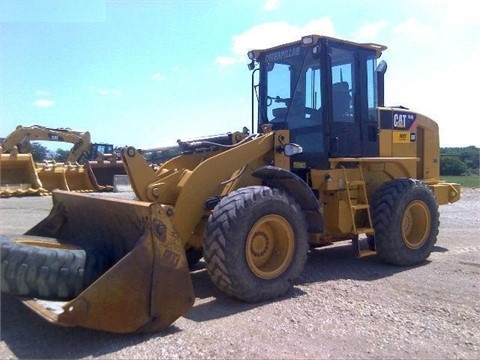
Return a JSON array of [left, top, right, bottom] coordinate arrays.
[[331, 48, 355, 123]]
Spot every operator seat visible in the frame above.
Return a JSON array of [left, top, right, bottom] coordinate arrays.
[[332, 82, 351, 121], [272, 107, 288, 120]]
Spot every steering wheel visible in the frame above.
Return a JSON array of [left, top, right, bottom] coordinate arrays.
[[267, 96, 290, 107]]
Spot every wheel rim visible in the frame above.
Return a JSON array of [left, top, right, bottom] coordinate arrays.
[[401, 200, 431, 249], [245, 214, 295, 279]]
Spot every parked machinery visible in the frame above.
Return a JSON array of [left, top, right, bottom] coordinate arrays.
[[0, 125, 125, 196]]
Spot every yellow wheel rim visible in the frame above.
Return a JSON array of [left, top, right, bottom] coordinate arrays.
[[245, 214, 295, 279], [401, 200, 431, 249]]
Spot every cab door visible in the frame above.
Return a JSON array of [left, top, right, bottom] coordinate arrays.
[[328, 45, 362, 158]]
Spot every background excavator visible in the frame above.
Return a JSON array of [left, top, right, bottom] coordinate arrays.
[[0, 35, 460, 333], [0, 125, 125, 196]]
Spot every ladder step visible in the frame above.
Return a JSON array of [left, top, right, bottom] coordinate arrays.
[[352, 204, 369, 210], [352, 237, 377, 257], [348, 180, 365, 187], [358, 249, 377, 258], [355, 227, 374, 235], [342, 165, 374, 239]]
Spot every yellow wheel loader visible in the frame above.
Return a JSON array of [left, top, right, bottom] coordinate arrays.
[[1, 35, 460, 333]]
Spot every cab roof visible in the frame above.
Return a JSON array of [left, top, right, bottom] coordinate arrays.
[[248, 34, 387, 61]]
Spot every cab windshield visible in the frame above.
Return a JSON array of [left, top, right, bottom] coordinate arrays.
[[259, 44, 321, 130]]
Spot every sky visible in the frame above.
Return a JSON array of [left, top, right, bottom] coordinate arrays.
[[0, 0, 479, 151]]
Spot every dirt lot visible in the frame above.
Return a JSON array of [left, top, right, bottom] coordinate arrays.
[[0, 189, 479, 359]]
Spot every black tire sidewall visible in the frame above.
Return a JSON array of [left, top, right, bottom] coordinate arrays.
[[205, 186, 308, 302], [372, 179, 439, 266]]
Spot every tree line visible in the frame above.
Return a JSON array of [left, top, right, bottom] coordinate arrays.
[[29, 142, 181, 165], [440, 146, 479, 176]]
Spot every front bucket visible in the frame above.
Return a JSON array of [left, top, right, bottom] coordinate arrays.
[[20, 190, 195, 333], [0, 153, 46, 196], [63, 164, 96, 192], [36, 162, 69, 192], [88, 160, 126, 187]]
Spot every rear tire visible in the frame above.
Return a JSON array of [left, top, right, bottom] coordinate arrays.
[[371, 179, 439, 266], [1, 235, 107, 300], [204, 186, 308, 302]]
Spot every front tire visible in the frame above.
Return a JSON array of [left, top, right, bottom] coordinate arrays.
[[204, 186, 308, 302], [371, 179, 439, 266]]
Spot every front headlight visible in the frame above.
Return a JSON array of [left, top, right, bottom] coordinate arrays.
[[301, 35, 314, 45]]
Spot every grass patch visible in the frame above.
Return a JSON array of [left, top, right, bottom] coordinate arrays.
[[441, 175, 480, 188]]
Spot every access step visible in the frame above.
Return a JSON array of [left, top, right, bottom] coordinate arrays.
[[352, 236, 376, 258], [354, 227, 374, 235], [351, 204, 370, 211]]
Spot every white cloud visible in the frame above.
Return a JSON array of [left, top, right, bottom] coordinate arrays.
[[415, 0, 480, 26], [215, 56, 237, 66], [302, 18, 336, 37], [218, 18, 335, 66], [262, 0, 278, 11], [377, 7, 479, 147], [354, 20, 389, 41], [33, 99, 54, 108], [393, 18, 435, 42], [152, 72, 165, 81], [90, 87, 122, 96]]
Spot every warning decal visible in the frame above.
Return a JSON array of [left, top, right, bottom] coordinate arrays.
[[393, 131, 416, 143]]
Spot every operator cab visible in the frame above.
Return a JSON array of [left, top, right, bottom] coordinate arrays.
[[248, 35, 386, 171]]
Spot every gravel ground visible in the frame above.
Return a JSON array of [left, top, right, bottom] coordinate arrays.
[[0, 189, 479, 359]]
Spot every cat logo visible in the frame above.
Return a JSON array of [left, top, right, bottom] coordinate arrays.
[[393, 113, 407, 128]]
